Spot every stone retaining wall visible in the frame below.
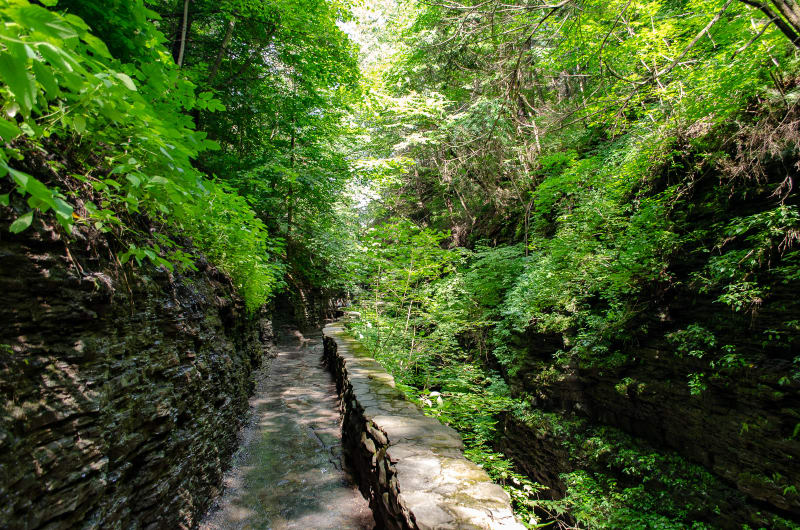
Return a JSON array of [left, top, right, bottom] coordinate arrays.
[[322, 322, 523, 530]]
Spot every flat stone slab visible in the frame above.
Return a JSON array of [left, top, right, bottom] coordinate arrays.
[[200, 326, 374, 530], [323, 321, 524, 530]]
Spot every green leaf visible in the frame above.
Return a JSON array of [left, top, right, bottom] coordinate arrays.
[[81, 33, 112, 59], [5, 41, 34, 62], [32, 60, 59, 96], [5, 164, 30, 189], [73, 114, 86, 134], [61, 13, 89, 31], [53, 197, 73, 218], [0, 52, 36, 112], [12, 5, 78, 42], [53, 197, 73, 232], [26, 194, 49, 212], [0, 194, 8, 206], [26, 178, 54, 204], [19, 122, 35, 136], [0, 119, 20, 141], [90, 180, 107, 192], [9, 211, 33, 233], [113, 72, 137, 91], [37, 43, 74, 74], [202, 139, 222, 151]]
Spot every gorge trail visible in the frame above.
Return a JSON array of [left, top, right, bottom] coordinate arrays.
[[200, 325, 373, 530], [1, 0, 799, 527]]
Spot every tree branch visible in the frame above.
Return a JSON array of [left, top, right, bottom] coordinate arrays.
[[209, 17, 236, 83], [656, 0, 734, 79], [739, 0, 800, 47], [732, 16, 776, 57]]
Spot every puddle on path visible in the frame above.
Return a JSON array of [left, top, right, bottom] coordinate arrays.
[[200, 326, 374, 530]]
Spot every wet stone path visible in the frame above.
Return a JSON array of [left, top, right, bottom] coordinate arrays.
[[200, 326, 374, 530]]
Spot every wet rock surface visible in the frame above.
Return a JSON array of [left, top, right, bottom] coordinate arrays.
[[323, 322, 523, 530], [200, 326, 374, 530], [0, 212, 271, 529]]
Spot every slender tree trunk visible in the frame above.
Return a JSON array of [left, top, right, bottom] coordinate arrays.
[[375, 263, 381, 317], [771, 0, 800, 33], [214, 26, 276, 87], [287, 130, 295, 241], [176, 0, 190, 67], [209, 17, 236, 83], [286, 78, 298, 258], [408, 325, 416, 362]]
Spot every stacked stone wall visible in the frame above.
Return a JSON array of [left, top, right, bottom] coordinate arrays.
[[322, 322, 522, 530]]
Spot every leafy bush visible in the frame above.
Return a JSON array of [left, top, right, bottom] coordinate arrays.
[[0, 0, 282, 309]]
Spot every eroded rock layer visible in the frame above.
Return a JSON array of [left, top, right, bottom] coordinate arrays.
[[0, 212, 272, 529]]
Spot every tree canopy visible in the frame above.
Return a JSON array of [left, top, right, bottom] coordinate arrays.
[[1, 0, 799, 526]]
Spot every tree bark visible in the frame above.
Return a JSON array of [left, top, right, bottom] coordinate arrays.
[[739, 0, 800, 47], [176, 0, 190, 67], [287, 130, 295, 240], [771, 0, 800, 34], [208, 17, 236, 83]]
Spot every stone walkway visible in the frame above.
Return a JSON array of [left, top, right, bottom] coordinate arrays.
[[200, 326, 374, 530], [324, 322, 524, 530]]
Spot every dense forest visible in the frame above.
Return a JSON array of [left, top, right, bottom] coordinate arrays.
[[1, 0, 799, 528]]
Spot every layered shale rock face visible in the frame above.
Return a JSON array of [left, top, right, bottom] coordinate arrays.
[[496, 299, 800, 526], [323, 322, 523, 530], [276, 284, 343, 332], [0, 210, 273, 529]]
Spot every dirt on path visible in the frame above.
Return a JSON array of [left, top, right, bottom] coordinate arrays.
[[200, 325, 374, 530]]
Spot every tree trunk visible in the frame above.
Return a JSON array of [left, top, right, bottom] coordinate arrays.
[[771, 0, 800, 34], [739, 0, 800, 47], [286, 125, 296, 260], [208, 17, 236, 83], [287, 133, 295, 238], [176, 0, 190, 67]]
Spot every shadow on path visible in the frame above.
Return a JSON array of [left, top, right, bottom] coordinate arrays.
[[200, 326, 374, 530]]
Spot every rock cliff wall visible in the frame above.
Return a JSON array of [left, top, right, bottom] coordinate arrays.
[[276, 283, 343, 332], [500, 293, 800, 526], [0, 209, 273, 529]]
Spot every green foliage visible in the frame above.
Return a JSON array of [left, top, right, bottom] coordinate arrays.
[[6, 0, 798, 524], [183, 181, 286, 311], [510, 408, 798, 529], [666, 324, 717, 359], [344, 0, 800, 524], [696, 205, 800, 312], [141, 0, 362, 291], [0, 0, 361, 309], [464, 243, 526, 310]]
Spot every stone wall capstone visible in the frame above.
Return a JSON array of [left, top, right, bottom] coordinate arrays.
[[322, 321, 523, 530]]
